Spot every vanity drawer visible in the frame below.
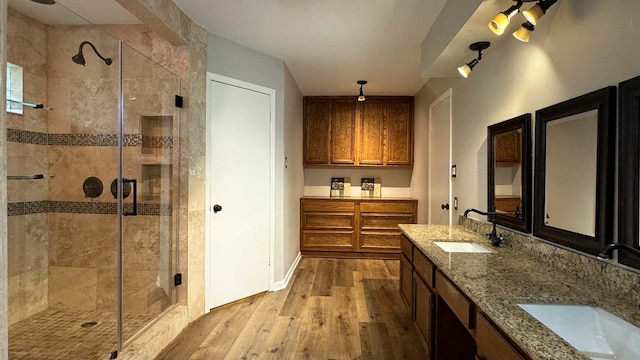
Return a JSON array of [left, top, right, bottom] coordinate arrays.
[[413, 250, 435, 289], [301, 199, 355, 212], [436, 270, 473, 329], [302, 213, 355, 229], [476, 312, 525, 360], [360, 201, 415, 214], [400, 235, 413, 262]]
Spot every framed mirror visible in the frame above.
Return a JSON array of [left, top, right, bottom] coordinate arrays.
[[533, 87, 616, 256], [618, 75, 640, 268], [488, 114, 532, 233]]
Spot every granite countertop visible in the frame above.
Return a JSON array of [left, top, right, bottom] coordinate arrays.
[[399, 224, 640, 360]]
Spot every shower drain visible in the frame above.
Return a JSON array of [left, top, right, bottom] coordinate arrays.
[[80, 321, 98, 328]]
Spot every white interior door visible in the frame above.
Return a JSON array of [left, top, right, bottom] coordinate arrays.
[[206, 75, 272, 310], [428, 89, 452, 225]]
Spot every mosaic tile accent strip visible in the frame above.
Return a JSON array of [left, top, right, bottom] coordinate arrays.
[[142, 135, 173, 149], [7, 129, 166, 147], [7, 201, 171, 216], [7, 201, 48, 216], [7, 129, 48, 145]]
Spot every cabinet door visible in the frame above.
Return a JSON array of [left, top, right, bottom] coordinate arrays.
[[359, 99, 385, 165], [414, 273, 435, 358], [400, 253, 413, 311], [385, 98, 413, 166], [476, 313, 525, 360], [303, 98, 330, 165], [495, 130, 520, 164], [330, 98, 357, 164]]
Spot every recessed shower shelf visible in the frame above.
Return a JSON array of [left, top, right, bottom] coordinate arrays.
[[7, 174, 54, 180]]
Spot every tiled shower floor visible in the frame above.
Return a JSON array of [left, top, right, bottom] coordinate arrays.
[[9, 309, 157, 360]]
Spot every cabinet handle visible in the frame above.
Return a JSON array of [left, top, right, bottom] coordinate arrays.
[[441, 203, 450, 210]]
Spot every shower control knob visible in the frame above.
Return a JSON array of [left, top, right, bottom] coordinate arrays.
[[213, 204, 222, 213]]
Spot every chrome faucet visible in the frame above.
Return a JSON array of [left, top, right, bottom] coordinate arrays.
[[464, 208, 502, 247], [598, 243, 640, 260]]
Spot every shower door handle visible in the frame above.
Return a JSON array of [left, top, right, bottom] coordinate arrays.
[[123, 178, 137, 216]]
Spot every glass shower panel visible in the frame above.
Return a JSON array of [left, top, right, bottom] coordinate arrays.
[[6, 1, 120, 359], [120, 43, 180, 341]]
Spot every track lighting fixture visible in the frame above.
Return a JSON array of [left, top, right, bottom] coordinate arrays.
[[357, 80, 367, 102], [522, 0, 557, 26], [457, 41, 490, 79], [488, 0, 523, 36], [513, 21, 535, 42]]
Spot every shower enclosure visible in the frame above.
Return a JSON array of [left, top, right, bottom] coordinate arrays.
[[6, 1, 183, 358]]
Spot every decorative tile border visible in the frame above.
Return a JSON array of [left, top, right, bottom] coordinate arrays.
[[7, 129, 172, 148], [8, 201, 171, 216], [7, 129, 48, 145]]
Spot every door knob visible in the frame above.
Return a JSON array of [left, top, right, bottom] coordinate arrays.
[[213, 204, 222, 213], [441, 203, 450, 210]]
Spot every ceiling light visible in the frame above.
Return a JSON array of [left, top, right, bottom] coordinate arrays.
[[523, 0, 557, 26], [513, 22, 535, 42], [457, 41, 490, 79], [488, 0, 523, 35], [357, 80, 367, 102]]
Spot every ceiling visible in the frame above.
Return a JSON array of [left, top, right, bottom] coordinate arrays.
[[7, 0, 140, 25], [8, 0, 516, 96], [172, 0, 448, 96]]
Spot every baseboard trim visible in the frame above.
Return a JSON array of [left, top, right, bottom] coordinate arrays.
[[272, 252, 302, 291]]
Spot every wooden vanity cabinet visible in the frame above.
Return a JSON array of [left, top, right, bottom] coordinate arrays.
[[476, 313, 525, 360], [301, 198, 417, 258], [303, 96, 413, 167], [413, 250, 436, 358], [400, 240, 529, 360]]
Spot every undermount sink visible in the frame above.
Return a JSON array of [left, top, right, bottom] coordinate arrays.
[[433, 241, 493, 253], [518, 303, 640, 360]]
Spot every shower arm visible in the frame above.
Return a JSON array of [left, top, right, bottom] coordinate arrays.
[[78, 41, 112, 65], [6, 99, 53, 110]]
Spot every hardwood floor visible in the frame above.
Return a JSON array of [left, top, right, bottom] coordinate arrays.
[[155, 258, 427, 360]]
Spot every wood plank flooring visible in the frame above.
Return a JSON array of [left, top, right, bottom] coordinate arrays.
[[155, 258, 427, 360]]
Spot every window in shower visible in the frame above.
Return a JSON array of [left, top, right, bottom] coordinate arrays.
[[6, 62, 23, 114]]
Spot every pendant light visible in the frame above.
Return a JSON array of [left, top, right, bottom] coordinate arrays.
[[357, 80, 367, 102], [488, 0, 523, 36], [457, 42, 490, 79], [522, 0, 557, 26]]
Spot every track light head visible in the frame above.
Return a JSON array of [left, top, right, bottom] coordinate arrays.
[[513, 21, 535, 42], [357, 80, 367, 102], [457, 41, 490, 79], [488, 0, 523, 35], [523, 0, 557, 25]]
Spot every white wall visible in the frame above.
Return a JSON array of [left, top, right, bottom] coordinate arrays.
[[283, 64, 303, 272], [417, 0, 640, 223], [207, 34, 303, 282]]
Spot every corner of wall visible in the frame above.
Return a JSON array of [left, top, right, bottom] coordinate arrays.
[[0, 0, 9, 358]]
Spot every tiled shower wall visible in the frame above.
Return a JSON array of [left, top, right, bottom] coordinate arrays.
[[7, 8, 188, 325]]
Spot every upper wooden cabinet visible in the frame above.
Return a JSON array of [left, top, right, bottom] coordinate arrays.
[[303, 96, 414, 167], [303, 97, 331, 165], [495, 130, 521, 164]]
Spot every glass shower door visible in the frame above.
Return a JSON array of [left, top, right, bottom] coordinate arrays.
[[119, 43, 181, 346]]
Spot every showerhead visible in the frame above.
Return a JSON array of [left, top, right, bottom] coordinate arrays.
[[72, 41, 112, 66]]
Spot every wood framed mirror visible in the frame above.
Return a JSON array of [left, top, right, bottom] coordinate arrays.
[[533, 87, 616, 256], [487, 114, 532, 233], [618, 75, 640, 268]]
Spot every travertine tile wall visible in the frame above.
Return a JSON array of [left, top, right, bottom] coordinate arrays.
[[6, 7, 189, 325], [6, 8, 49, 325]]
